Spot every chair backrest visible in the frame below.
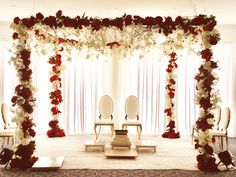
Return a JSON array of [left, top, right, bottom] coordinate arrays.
[[213, 106, 221, 130], [99, 95, 113, 119], [219, 107, 230, 133], [125, 95, 139, 120], [1, 103, 10, 129]]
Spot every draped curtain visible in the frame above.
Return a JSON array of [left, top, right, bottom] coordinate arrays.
[[0, 42, 236, 136]]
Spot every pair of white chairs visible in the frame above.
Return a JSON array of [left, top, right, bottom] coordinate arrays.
[[94, 95, 142, 140], [192, 106, 231, 150], [0, 103, 16, 148]]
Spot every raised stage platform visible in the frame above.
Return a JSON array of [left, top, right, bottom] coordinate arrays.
[[0, 134, 235, 177]]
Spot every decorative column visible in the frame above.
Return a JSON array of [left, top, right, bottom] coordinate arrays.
[[47, 38, 65, 137], [194, 34, 220, 171], [9, 17, 38, 168], [162, 52, 180, 139]]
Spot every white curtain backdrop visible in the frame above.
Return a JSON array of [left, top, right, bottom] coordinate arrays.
[[0, 42, 236, 136]]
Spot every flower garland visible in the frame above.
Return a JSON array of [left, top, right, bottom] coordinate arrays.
[[8, 23, 38, 168], [194, 28, 220, 170], [162, 52, 180, 139], [47, 47, 65, 137]]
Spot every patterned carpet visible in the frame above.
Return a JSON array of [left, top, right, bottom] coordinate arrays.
[[0, 134, 235, 177]]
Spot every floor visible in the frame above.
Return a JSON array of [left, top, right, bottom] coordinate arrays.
[[0, 134, 235, 177], [34, 134, 198, 170]]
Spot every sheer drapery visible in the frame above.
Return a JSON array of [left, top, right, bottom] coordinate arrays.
[[0, 43, 236, 136]]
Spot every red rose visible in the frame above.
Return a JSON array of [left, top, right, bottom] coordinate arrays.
[[208, 36, 218, 45], [168, 91, 175, 98], [200, 48, 212, 61], [102, 18, 110, 27], [199, 97, 212, 111], [56, 10, 62, 17], [36, 13, 44, 20], [169, 79, 175, 85], [164, 16, 173, 26], [51, 107, 61, 115], [23, 59, 31, 67], [18, 68, 32, 81], [20, 50, 31, 60], [51, 99, 60, 105], [22, 101, 33, 114], [11, 96, 18, 103], [28, 129, 36, 137], [124, 15, 132, 26], [175, 16, 183, 25], [12, 32, 18, 39], [49, 120, 59, 128], [50, 75, 58, 82], [56, 54, 61, 59], [203, 21, 217, 31], [21, 118, 33, 131], [13, 17, 20, 24]]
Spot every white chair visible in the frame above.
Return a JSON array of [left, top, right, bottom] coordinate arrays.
[[0, 103, 15, 148], [191, 106, 221, 144], [211, 106, 230, 150], [122, 95, 142, 140], [94, 95, 115, 140]]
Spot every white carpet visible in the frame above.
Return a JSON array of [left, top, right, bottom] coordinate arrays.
[[34, 134, 198, 170]]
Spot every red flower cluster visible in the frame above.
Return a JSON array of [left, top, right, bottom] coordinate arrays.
[[47, 120, 65, 137], [21, 117, 36, 137], [13, 11, 217, 36], [200, 48, 212, 61], [50, 90, 62, 106], [162, 120, 180, 139], [196, 154, 218, 171], [10, 141, 38, 169], [163, 53, 180, 139], [48, 53, 65, 137], [194, 46, 219, 171]]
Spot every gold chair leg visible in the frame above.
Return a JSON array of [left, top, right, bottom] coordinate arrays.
[[111, 125, 114, 137], [94, 124, 98, 140], [122, 124, 124, 130], [221, 137, 224, 150], [226, 136, 228, 148], [7, 137, 10, 144], [137, 125, 142, 140]]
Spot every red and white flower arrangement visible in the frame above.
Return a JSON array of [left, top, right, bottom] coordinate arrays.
[[162, 52, 180, 139], [9, 25, 38, 168], [47, 52, 65, 137], [194, 18, 220, 171], [9, 11, 220, 171]]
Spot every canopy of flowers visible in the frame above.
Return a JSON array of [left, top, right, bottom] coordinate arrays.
[[8, 10, 220, 171]]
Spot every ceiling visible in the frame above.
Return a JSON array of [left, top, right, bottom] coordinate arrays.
[[0, 0, 236, 24]]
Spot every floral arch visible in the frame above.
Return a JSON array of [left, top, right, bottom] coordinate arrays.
[[9, 10, 220, 171]]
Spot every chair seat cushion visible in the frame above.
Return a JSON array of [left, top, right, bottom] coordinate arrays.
[[0, 129, 15, 136], [95, 120, 114, 125], [122, 121, 142, 126], [210, 130, 226, 136]]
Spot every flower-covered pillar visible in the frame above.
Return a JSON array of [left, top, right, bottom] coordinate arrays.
[[194, 17, 220, 171], [9, 17, 38, 168], [47, 37, 66, 137], [162, 52, 180, 138]]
